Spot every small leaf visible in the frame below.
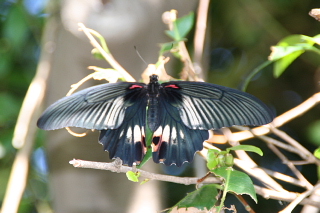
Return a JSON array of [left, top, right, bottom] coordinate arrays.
[[165, 12, 194, 41], [314, 147, 320, 159], [159, 42, 177, 56], [126, 171, 140, 182], [140, 179, 150, 185], [273, 50, 304, 78], [306, 120, 320, 146], [268, 34, 320, 78], [170, 184, 218, 212], [91, 48, 104, 60], [206, 149, 220, 170], [174, 12, 194, 39], [213, 167, 257, 203], [227, 145, 263, 156]]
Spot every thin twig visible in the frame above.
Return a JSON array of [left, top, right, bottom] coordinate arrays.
[[254, 185, 320, 208], [70, 159, 220, 185], [270, 127, 320, 165], [266, 143, 313, 190], [279, 183, 320, 213], [78, 23, 135, 82], [193, 0, 210, 74], [261, 168, 309, 188]]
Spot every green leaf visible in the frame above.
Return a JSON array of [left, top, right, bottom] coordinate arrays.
[[3, 5, 29, 52], [159, 42, 176, 56], [206, 149, 220, 170], [227, 145, 263, 156], [170, 184, 218, 212], [273, 50, 304, 78], [126, 171, 140, 182], [306, 120, 320, 146], [165, 12, 194, 41], [269, 34, 320, 78], [137, 149, 152, 169], [314, 147, 320, 159], [174, 12, 194, 39], [213, 167, 257, 203]]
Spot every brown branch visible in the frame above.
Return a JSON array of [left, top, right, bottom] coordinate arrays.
[[69, 159, 220, 185]]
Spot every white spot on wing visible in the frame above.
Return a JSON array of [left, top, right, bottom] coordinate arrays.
[[133, 125, 141, 142]]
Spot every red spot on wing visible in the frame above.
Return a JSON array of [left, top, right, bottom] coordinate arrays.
[[129, 84, 143, 89], [165, 84, 180, 89]]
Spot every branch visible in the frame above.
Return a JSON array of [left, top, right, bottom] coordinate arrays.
[[69, 159, 220, 185], [255, 185, 320, 208], [78, 23, 135, 82], [70, 159, 320, 208]]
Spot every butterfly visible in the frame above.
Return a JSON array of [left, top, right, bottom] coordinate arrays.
[[37, 74, 274, 166]]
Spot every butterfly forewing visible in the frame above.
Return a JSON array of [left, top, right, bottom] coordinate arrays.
[[160, 81, 274, 130], [37, 82, 146, 130]]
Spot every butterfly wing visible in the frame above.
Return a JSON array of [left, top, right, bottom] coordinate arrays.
[[151, 81, 274, 166], [99, 92, 148, 166], [37, 82, 146, 130], [37, 82, 148, 166], [151, 98, 209, 166], [160, 81, 274, 130]]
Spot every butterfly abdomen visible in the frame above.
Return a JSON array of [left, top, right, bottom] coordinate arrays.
[[147, 94, 160, 131], [147, 76, 161, 131]]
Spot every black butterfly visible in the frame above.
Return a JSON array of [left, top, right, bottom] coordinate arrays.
[[37, 74, 274, 166]]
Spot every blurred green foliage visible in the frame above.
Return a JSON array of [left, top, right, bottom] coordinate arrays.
[[0, 0, 46, 212]]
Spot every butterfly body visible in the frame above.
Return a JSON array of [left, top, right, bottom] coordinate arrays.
[[38, 74, 274, 166]]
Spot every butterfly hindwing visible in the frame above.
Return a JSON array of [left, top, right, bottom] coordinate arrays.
[[99, 89, 148, 166], [151, 93, 209, 166], [160, 81, 274, 130]]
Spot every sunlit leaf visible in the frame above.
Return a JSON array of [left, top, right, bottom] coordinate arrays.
[[269, 34, 320, 78], [314, 147, 320, 159], [227, 145, 263, 156], [126, 171, 140, 182]]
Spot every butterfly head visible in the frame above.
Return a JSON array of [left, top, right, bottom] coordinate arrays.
[[149, 74, 159, 84]]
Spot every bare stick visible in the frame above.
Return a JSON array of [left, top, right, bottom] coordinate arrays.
[[279, 183, 320, 213], [78, 23, 135, 82], [194, 0, 210, 67], [69, 159, 220, 185]]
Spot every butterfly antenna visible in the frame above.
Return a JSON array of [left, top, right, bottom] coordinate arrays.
[[134, 46, 148, 66]]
